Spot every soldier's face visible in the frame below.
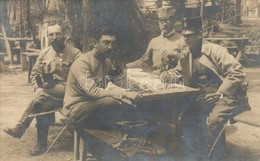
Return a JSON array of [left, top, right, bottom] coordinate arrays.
[[158, 17, 175, 34], [47, 25, 65, 52], [47, 25, 64, 43], [95, 35, 116, 57], [184, 32, 202, 48]]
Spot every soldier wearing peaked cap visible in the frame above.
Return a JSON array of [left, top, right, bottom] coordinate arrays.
[[161, 16, 251, 161], [127, 6, 186, 75]]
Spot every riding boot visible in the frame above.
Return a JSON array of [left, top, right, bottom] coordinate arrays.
[[30, 125, 49, 156], [208, 123, 226, 161], [3, 100, 40, 139]]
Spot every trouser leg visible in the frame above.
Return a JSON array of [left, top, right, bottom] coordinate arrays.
[[67, 97, 122, 130], [30, 123, 49, 156], [67, 97, 156, 137], [17, 100, 40, 127], [207, 97, 237, 161], [179, 103, 208, 161], [3, 100, 41, 139], [208, 122, 225, 161], [207, 97, 247, 161], [28, 100, 58, 156]]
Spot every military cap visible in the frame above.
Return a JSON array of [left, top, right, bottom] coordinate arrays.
[[157, 6, 175, 19], [181, 16, 202, 35]]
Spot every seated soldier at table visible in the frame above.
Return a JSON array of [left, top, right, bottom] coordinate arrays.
[[161, 17, 251, 161], [63, 26, 144, 132], [126, 6, 186, 75], [4, 23, 81, 156]]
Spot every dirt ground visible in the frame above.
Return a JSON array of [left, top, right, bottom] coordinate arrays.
[[0, 64, 260, 161]]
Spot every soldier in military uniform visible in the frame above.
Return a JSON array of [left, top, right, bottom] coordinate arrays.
[[4, 24, 81, 156], [127, 6, 186, 75], [161, 17, 250, 161]]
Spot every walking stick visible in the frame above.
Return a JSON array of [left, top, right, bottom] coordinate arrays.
[[40, 124, 69, 161], [207, 124, 226, 158]]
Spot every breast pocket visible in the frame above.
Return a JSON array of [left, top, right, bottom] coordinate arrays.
[[40, 60, 50, 73], [58, 61, 73, 79]]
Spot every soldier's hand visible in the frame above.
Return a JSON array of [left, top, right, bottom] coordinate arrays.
[[123, 91, 142, 103], [160, 69, 183, 84], [41, 82, 54, 89], [204, 92, 223, 105]]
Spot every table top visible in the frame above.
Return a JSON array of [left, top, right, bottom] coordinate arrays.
[[126, 68, 200, 101], [140, 86, 200, 101]]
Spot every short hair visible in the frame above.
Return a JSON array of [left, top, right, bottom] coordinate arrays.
[[47, 22, 64, 33], [93, 26, 116, 41]]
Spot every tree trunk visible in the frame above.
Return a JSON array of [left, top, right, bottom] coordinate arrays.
[[0, 0, 13, 37], [66, 0, 83, 50], [19, 0, 25, 37], [25, 0, 37, 41], [82, 0, 93, 52], [0, 0, 14, 64], [235, 0, 242, 24]]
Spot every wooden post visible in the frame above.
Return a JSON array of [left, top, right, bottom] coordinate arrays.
[[221, 0, 225, 21], [74, 130, 80, 160], [235, 0, 242, 24], [19, 39, 26, 67], [82, 0, 93, 52], [20, 0, 23, 37], [200, 0, 206, 20]]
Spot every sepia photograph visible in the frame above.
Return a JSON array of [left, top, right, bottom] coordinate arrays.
[[0, 0, 260, 161]]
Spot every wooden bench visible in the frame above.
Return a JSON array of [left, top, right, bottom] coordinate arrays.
[[246, 45, 260, 55], [73, 128, 167, 161], [233, 111, 260, 128], [22, 51, 40, 83]]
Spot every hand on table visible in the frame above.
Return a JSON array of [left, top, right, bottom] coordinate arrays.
[[204, 92, 223, 105], [123, 91, 143, 104]]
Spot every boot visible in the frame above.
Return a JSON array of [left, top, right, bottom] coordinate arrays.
[[3, 100, 40, 139], [208, 124, 226, 161], [30, 125, 49, 156]]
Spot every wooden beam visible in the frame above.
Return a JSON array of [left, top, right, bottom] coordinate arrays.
[[0, 37, 33, 41]]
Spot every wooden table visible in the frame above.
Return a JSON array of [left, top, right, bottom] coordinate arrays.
[[22, 52, 40, 84], [0, 37, 33, 64], [205, 37, 250, 64], [74, 69, 202, 161]]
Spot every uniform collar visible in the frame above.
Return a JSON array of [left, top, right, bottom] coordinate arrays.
[[161, 29, 176, 38], [91, 48, 107, 62]]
